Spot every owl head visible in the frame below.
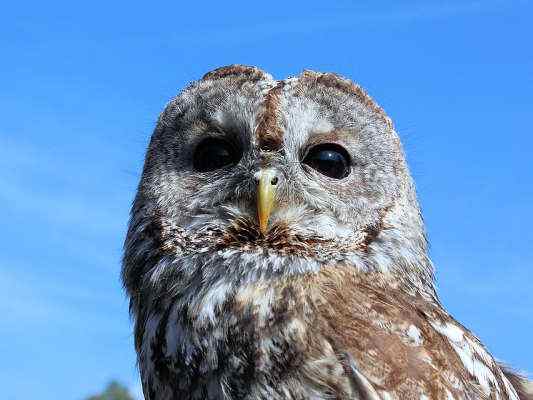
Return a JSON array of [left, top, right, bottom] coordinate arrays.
[[123, 65, 435, 318]]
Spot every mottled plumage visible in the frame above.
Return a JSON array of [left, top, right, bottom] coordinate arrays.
[[122, 65, 531, 399]]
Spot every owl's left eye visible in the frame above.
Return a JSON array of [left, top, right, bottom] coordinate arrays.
[[302, 143, 351, 179], [193, 137, 241, 172]]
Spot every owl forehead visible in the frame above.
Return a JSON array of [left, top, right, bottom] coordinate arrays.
[[170, 65, 393, 153]]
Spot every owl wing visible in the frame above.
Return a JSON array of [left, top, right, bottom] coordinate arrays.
[[501, 366, 533, 400], [342, 352, 384, 400], [341, 347, 531, 400], [313, 270, 525, 400]]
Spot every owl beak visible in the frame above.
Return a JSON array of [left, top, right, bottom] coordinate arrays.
[[257, 169, 278, 235]]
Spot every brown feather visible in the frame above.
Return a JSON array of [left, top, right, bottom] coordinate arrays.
[[299, 265, 514, 399], [502, 367, 533, 400]]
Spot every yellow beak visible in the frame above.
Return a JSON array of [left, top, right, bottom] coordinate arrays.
[[257, 169, 278, 235]]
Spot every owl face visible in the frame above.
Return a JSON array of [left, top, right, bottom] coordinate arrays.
[[123, 65, 434, 306]]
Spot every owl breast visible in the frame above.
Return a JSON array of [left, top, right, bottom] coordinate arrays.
[[137, 264, 520, 400], [138, 274, 355, 400]]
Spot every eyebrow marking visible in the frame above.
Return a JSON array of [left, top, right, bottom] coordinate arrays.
[[255, 81, 286, 151], [200, 66, 393, 156], [306, 129, 349, 144]]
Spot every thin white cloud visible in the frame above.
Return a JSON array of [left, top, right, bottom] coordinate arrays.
[[0, 265, 128, 332], [0, 140, 130, 330], [0, 176, 126, 236], [0, 136, 131, 238]]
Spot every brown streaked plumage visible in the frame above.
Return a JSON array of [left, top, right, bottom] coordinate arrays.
[[256, 80, 286, 151], [122, 65, 532, 399], [296, 71, 394, 130], [202, 64, 270, 83], [311, 266, 504, 398]]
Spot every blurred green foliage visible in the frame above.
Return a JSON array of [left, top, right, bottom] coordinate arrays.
[[85, 381, 136, 400]]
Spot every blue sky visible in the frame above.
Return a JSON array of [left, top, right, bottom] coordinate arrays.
[[1, 1, 532, 399]]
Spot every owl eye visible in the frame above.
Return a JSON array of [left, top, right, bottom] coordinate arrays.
[[302, 143, 351, 179], [193, 137, 240, 172]]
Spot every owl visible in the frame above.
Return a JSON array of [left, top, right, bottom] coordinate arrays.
[[122, 65, 532, 400]]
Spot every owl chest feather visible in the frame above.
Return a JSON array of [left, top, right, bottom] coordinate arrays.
[[141, 279, 354, 399], [139, 267, 521, 400]]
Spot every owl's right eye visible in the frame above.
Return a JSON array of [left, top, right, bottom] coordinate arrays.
[[193, 137, 241, 172]]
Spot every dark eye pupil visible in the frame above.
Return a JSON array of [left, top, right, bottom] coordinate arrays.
[[193, 138, 240, 172], [303, 144, 350, 179]]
